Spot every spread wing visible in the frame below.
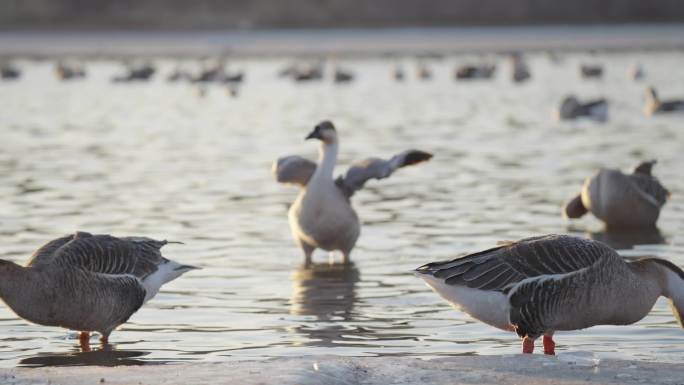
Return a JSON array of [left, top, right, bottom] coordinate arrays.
[[335, 149, 432, 198], [28, 232, 168, 279], [415, 234, 614, 293], [272, 155, 317, 187]]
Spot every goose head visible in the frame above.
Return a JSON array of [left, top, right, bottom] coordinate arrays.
[[653, 259, 684, 329], [306, 121, 338, 144], [645, 86, 659, 103], [557, 96, 580, 119]]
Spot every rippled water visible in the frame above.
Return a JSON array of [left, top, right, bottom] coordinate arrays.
[[1, 51, 683, 367]]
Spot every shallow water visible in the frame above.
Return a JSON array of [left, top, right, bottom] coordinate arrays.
[[0, 50, 683, 367]]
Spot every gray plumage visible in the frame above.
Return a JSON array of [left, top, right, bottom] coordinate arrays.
[[563, 160, 670, 229], [0, 232, 196, 343], [416, 234, 684, 343]]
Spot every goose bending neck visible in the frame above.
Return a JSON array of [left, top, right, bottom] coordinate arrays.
[[313, 141, 338, 181], [633, 259, 684, 328]]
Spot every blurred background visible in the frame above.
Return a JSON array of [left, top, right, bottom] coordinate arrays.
[[1, 0, 684, 369]]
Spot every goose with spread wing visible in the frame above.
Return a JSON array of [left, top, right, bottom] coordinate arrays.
[[563, 160, 670, 229], [0, 231, 197, 349], [415, 234, 684, 355], [273, 121, 432, 265]]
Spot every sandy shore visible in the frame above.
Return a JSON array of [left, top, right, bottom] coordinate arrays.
[[2, 355, 683, 385]]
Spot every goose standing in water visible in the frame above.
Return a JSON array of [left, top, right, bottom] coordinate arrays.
[[555, 95, 608, 122], [273, 121, 432, 265], [563, 160, 670, 229], [0, 232, 197, 349], [644, 87, 684, 116], [415, 234, 684, 355]]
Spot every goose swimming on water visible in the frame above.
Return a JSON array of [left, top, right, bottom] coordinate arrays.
[[415, 234, 684, 355], [0, 232, 197, 349], [273, 121, 432, 265], [563, 160, 669, 229], [644, 86, 684, 116]]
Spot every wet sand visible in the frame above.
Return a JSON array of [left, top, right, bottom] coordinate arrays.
[[2, 355, 683, 385]]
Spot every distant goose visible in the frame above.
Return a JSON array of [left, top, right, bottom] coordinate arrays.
[[415, 234, 684, 355], [455, 64, 496, 80], [55, 61, 86, 80], [273, 121, 432, 264], [628, 64, 644, 81], [555, 95, 608, 122], [417, 64, 432, 80], [511, 53, 530, 83], [334, 67, 354, 84], [644, 87, 684, 116], [564, 160, 669, 229], [580, 64, 603, 79], [1, 64, 20, 79], [0, 232, 197, 349], [112, 63, 156, 82], [393, 65, 405, 81]]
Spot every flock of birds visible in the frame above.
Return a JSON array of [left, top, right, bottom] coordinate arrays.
[[0, 53, 683, 357]]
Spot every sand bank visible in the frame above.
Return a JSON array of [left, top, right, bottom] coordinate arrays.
[[1, 355, 683, 385]]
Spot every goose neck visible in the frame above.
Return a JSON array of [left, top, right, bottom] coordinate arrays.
[[315, 141, 338, 180]]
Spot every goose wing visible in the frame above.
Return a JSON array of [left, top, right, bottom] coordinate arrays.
[[29, 232, 170, 279], [415, 234, 613, 293], [629, 173, 670, 207], [272, 155, 316, 187], [27, 233, 78, 266], [335, 149, 432, 198]]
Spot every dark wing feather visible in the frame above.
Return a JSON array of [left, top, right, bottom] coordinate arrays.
[[336, 149, 432, 198], [26, 233, 78, 266], [629, 173, 670, 207], [272, 155, 317, 187], [416, 234, 614, 293], [39, 232, 167, 279]]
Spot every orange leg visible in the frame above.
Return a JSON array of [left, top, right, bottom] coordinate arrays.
[[522, 337, 534, 354], [543, 335, 556, 355], [79, 332, 91, 352]]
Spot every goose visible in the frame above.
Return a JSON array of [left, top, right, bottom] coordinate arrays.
[[455, 64, 496, 80], [563, 160, 670, 229], [273, 121, 432, 265], [555, 95, 608, 122], [415, 234, 684, 355], [511, 53, 530, 83], [644, 87, 684, 116], [580, 64, 603, 79], [333, 67, 354, 84], [0, 231, 197, 349]]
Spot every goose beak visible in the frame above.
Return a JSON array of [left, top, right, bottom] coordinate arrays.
[[305, 129, 321, 140]]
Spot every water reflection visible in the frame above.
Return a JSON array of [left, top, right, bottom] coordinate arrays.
[[290, 262, 359, 321], [19, 345, 152, 367], [288, 262, 362, 347], [587, 227, 666, 250]]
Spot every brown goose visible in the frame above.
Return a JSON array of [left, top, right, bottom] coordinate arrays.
[[563, 160, 670, 229], [0, 232, 197, 349], [273, 121, 432, 265], [415, 234, 684, 355]]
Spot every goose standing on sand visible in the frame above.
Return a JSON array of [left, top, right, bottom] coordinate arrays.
[[644, 87, 684, 116], [0, 232, 197, 349], [564, 160, 669, 229], [415, 234, 684, 355], [273, 121, 432, 265]]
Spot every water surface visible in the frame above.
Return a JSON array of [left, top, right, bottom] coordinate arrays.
[[0, 50, 683, 366]]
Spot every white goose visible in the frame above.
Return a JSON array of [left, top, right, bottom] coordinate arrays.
[[563, 160, 670, 229], [273, 121, 432, 265], [415, 234, 684, 355]]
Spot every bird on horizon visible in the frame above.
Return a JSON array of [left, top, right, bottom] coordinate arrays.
[[415, 234, 684, 355], [273, 121, 432, 265], [0, 231, 198, 350]]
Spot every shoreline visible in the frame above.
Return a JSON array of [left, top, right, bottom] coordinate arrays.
[[2, 355, 683, 385], [1, 24, 684, 58]]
